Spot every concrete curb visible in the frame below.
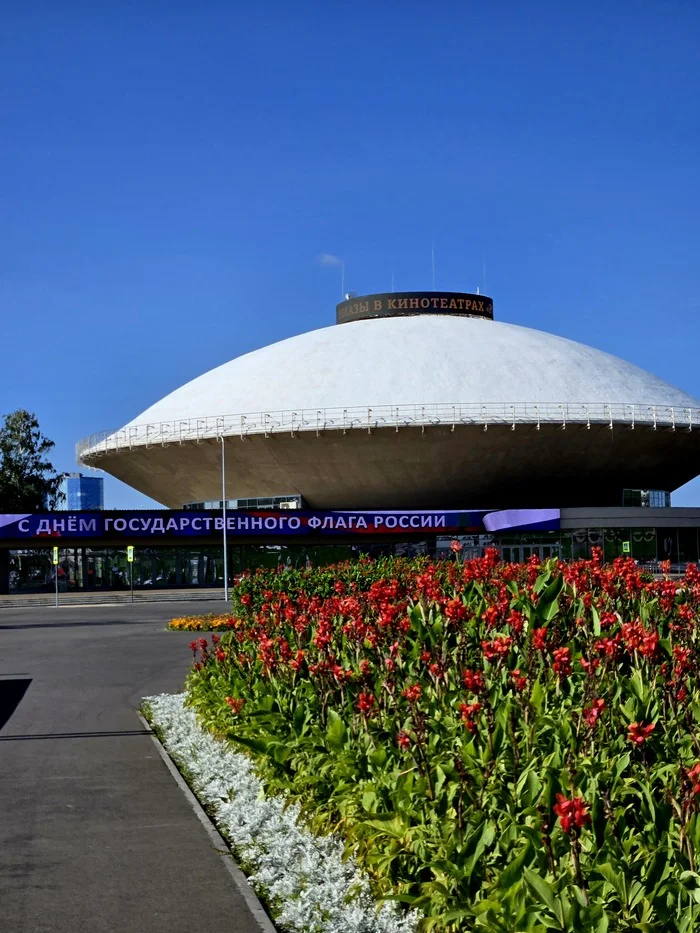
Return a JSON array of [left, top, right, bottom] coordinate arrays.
[[136, 712, 277, 933]]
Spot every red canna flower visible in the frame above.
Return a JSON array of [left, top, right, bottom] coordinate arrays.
[[481, 606, 499, 628], [583, 698, 605, 728], [579, 655, 600, 676], [510, 669, 527, 692], [462, 669, 486, 693], [396, 730, 412, 749], [189, 640, 198, 654], [533, 627, 548, 651], [403, 684, 422, 703], [627, 721, 655, 744], [450, 539, 463, 553], [482, 636, 512, 661], [687, 763, 700, 796], [552, 647, 572, 678], [553, 793, 590, 835], [445, 597, 467, 620], [225, 696, 245, 714], [458, 701, 482, 733], [356, 692, 376, 715]]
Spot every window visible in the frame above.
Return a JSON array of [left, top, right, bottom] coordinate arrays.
[[622, 489, 671, 508]]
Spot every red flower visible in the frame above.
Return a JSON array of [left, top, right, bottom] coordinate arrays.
[[533, 627, 548, 651], [396, 730, 412, 749], [552, 646, 572, 678], [553, 793, 590, 835], [687, 763, 700, 796], [481, 606, 499, 628], [579, 656, 600, 676], [510, 669, 527, 692], [458, 701, 482, 733], [445, 597, 467, 620], [583, 698, 605, 728], [450, 539, 463, 553], [403, 684, 422, 703], [507, 610, 525, 635], [188, 640, 198, 654], [462, 669, 486, 693], [627, 721, 655, 744], [482, 636, 512, 661], [215, 648, 227, 663], [356, 692, 376, 715], [225, 696, 245, 714]]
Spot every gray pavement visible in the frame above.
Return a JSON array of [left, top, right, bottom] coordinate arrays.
[[0, 602, 264, 932]]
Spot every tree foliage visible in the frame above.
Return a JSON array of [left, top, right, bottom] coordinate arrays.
[[0, 409, 64, 511]]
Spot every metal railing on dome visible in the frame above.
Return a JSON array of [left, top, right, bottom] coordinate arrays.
[[76, 401, 700, 463]]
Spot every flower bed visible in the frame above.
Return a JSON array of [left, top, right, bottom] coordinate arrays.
[[143, 693, 417, 933], [184, 550, 700, 931], [168, 612, 234, 631]]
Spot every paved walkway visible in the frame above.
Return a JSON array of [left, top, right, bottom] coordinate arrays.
[[0, 601, 263, 932]]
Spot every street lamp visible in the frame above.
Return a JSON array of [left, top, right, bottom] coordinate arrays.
[[220, 434, 228, 602]]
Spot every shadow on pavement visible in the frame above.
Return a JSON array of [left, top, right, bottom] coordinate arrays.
[[0, 618, 168, 631], [0, 729, 153, 741], [0, 678, 32, 730]]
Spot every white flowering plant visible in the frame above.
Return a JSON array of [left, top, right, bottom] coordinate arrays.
[[143, 693, 419, 933]]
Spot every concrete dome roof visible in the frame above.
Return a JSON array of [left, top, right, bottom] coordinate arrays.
[[78, 313, 700, 510], [128, 315, 700, 425]]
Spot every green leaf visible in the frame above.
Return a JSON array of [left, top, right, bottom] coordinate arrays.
[[498, 842, 533, 890], [614, 752, 631, 781], [227, 732, 272, 756], [629, 669, 647, 704], [326, 710, 347, 750], [530, 677, 544, 714], [523, 867, 557, 915]]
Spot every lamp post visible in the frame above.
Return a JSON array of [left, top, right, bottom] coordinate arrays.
[[220, 435, 228, 603]]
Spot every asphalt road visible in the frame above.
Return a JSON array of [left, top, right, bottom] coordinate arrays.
[[0, 602, 263, 933]]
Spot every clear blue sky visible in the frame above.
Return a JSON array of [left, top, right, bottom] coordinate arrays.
[[2, 2, 700, 509]]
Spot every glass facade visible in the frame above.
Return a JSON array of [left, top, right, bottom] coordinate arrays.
[[7, 527, 700, 593], [60, 474, 104, 510]]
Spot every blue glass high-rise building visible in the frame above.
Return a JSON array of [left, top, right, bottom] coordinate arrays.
[[60, 473, 104, 510]]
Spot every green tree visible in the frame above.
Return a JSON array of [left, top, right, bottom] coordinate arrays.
[[0, 409, 64, 511]]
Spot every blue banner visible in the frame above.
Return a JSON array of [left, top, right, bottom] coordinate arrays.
[[0, 508, 560, 541]]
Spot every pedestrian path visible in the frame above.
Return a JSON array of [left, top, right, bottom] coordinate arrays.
[[0, 601, 264, 933]]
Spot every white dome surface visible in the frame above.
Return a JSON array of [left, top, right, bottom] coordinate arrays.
[[127, 316, 700, 426]]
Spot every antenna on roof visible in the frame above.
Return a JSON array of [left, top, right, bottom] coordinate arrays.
[[431, 240, 436, 290]]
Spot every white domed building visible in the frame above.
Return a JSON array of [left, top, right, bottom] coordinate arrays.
[[78, 291, 700, 511]]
